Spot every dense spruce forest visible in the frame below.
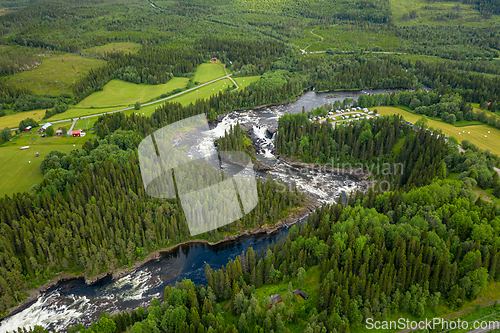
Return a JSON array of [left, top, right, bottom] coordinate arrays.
[[19, 177, 500, 333], [2, 0, 500, 331], [0, 120, 304, 314], [276, 113, 450, 190]]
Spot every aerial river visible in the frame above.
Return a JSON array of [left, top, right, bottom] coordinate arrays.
[[0, 88, 394, 333]]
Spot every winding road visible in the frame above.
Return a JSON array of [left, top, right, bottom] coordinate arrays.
[[11, 72, 235, 132]]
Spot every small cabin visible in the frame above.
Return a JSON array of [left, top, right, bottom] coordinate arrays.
[[293, 289, 308, 300], [270, 294, 282, 307], [38, 123, 52, 133], [25, 126, 32, 131], [72, 130, 81, 137], [56, 130, 63, 136], [211, 57, 217, 62]]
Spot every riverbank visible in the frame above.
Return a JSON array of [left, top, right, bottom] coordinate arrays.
[[1, 197, 318, 321]]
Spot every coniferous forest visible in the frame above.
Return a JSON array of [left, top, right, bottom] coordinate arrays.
[[1, 0, 500, 331]]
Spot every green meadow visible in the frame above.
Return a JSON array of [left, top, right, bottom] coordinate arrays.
[[234, 75, 261, 89], [193, 62, 227, 83], [0, 109, 47, 129], [76, 77, 190, 108], [6, 54, 105, 95], [374, 106, 500, 155], [0, 73, 259, 196], [170, 78, 234, 105], [0, 133, 90, 197]]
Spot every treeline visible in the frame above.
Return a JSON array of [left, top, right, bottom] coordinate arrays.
[[94, 73, 311, 139], [414, 59, 500, 107], [202, 179, 500, 332], [432, 0, 500, 16], [199, 38, 286, 73], [446, 139, 500, 197], [395, 25, 500, 60], [284, 54, 500, 109], [72, 48, 203, 102], [12, 94, 72, 113], [0, 46, 40, 76], [275, 113, 449, 189], [23, 180, 500, 333], [73, 38, 286, 102], [315, 59, 417, 91], [0, 126, 304, 315]]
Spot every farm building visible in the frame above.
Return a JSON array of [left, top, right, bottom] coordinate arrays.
[[25, 126, 32, 131], [56, 130, 63, 136], [38, 123, 52, 133], [270, 294, 282, 307], [293, 289, 308, 300], [72, 130, 81, 137], [20, 146, 30, 150]]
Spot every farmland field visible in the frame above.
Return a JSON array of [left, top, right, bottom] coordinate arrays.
[[74, 118, 97, 131], [0, 134, 89, 197], [6, 54, 105, 95], [76, 77, 189, 108], [193, 63, 226, 83], [170, 78, 234, 105], [47, 76, 255, 122], [0, 109, 47, 129], [234, 76, 260, 89], [46, 106, 122, 121], [374, 106, 500, 155]]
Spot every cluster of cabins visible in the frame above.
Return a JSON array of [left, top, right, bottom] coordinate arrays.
[[269, 289, 308, 308], [310, 107, 381, 123], [34, 123, 86, 137]]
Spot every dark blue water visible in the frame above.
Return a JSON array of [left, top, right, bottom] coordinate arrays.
[[1, 88, 390, 333], [0, 221, 300, 333]]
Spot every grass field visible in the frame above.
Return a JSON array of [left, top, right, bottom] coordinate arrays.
[[83, 42, 141, 57], [76, 77, 190, 108], [0, 133, 89, 197], [0, 109, 47, 129], [74, 118, 97, 131], [170, 78, 234, 105], [193, 63, 226, 83], [234, 76, 261, 89], [35, 75, 259, 126], [46, 106, 121, 121], [7, 54, 105, 96], [374, 106, 500, 155]]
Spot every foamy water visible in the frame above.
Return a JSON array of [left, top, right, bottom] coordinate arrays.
[[1, 90, 380, 333]]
